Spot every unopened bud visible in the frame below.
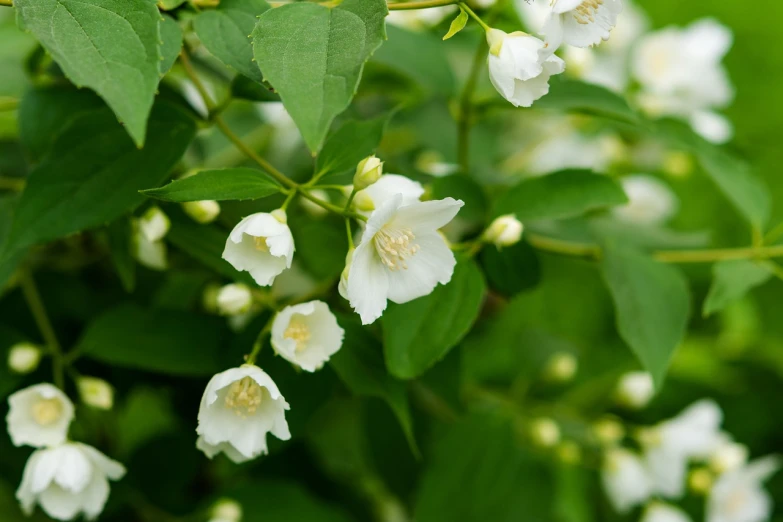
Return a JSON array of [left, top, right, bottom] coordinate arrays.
[[483, 214, 524, 247], [353, 155, 383, 191], [78, 377, 114, 410], [202, 283, 221, 313], [557, 441, 581, 465], [593, 417, 625, 446], [210, 498, 243, 522], [216, 284, 253, 316], [710, 441, 748, 474], [7, 343, 42, 374], [530, 417, 560, 448], [353, 191, 375, 212], [616, 371, 654, 409], [139, 206, 170, 242], [688, 468, 714, 495], [543, 352, 578, 383], [663, 151, 694, 178], [182, 200, 221, 224]]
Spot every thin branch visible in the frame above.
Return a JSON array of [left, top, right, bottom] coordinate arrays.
[[19, 270, 65, 389], [387, 0, 457, 9]]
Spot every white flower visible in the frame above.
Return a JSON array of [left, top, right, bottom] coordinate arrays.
[[182, 200, 221, 224], [196, 365, 290, 463], [632, 19, 734, 143], [77, 377, 114, 410], [16, 442, 125, 521], [616, 371, 654, 409], [602, 448, 653, 513], [710, 439, 749, 474], [354, 155, 383, 191], [541, 0, 623, 51], [138, 206, 170, 243], [526, 125, 625, 175], [707, 456, 780, 522], [209, 498, 243, 522], [7, 384, 74, 448], [344, 195, 463, 325], [487, 29, 566, 108], [613, 175, 679, 226], [216, 284, 254, 316], [352, 174, 425, 216], [222, 209, 294, 287], [642, 502, 693, 522], [8, 343, 42, 374], [271, 301, 344, 372], [483, 214, 524, 247], [642, 400, 724, 499]]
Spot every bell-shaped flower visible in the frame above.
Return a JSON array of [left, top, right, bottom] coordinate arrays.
[[642, 399, 724, 499], [707, 456, 780, 522], [222, 209, 294, 287], [16, 442, 125, 521], [196, 365, 290, 463], [541, 0, 624, 51], [641, 502, 693, 522], [352, 174, 425, 216], [271, 301, 344, 372], [7, 384, 75, 448], [487, 29, 566, 108], [613, 175, 679, 226], [344, 195, 464, 325], [602, 448, 653, 513]]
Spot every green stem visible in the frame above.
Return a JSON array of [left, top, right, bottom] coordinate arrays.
[[458, 2, 491, 32], [246, 318, 273, 366], [0, 0, 11, 7], [457, 38, 488, 173], [299, 187, 368, 221], [280, 189, 297, 211], [344, 188, 358, 211], [19, 270, 65, 389], [0, 97, 19, 111], [345, 218, 355, 250], [0, 177, 25, 191], [387, 0, 457, 10]]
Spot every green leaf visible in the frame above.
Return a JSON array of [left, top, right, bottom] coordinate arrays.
[[142, 168, 281, 202], [494, 170, 628, 222], [383, 258, 486, 379], [1, 102, 195, 258], [106, 217, 136, 293], [416, 414, 553, 522], [330, 316, 417, 455], [194, 0, 271, 83], [535, 78, 640, 124], [224, 480, 354, 522], [15, 0, 163, 146], [314, 115, 390, 181], [600, 244, 691, 386], [443, 7, 468, 40], [252, 0, 388, 152], [0, 195, 23, 291], [77, 303, 225, 376], [159, 15, 183, 77], [116, 387, 179, 458], [479, 241, 541, 297], [431, 175, 488, 223], [290, 218, 348, 281], [703, 260, 772, 317]]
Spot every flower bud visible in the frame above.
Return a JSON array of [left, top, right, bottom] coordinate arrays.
[[353, 191, 375, 212], [210, 498, 243, 522], [483, 214, 524, 248], [182, 200, 221, 224], [556, 441, 581, 465], [688, 467, 713, 495], [216, 284, 253, 316], [616, 371, 654, 409], [78, 377, 114, 410], [543, 352, 578, 383], [593, 417, 625, 446], [709, 441, 748, 474], [139, 206, 170, 242], [529, 417, 560, 448], [353, 155, 383, 191], [7, 343, 42, 374]]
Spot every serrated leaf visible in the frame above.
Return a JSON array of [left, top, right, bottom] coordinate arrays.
[[314, 115, 390, 181], [15, 0, 163, 146], [142, 168, 281, 202], [703, 260, 772, 317], [194, 0, 270, 83], [382, 258, 486, 379], [600, 244, 690, 387], [159, 15, 183, 77], [443, 7, 468, 40], [535, 77, 640, 123], [252, 0, 388, 152], [77, 303, 225, 376], [1, 102, 195, 260], [494, 170, 628, 222]]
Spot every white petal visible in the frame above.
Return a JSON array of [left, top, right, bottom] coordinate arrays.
[[31, 448, 65, 494], [222, 235, 288, 286], [390, 198, 464, 236], [386, 233, 456, 304], [52, 445, 92, 493], [78, 443, 126, 481], [6, 384, 74, 448], [80, 475, 110, 521], [540, 13, 564, 55], [38, 484, 85, 521], [645, 445, 688, 498], [362, 194, 404, 241], [642, 503, 693, 522], [602, 449, 653, 513], [506, 35, 545, 81], [346, 241, 390, 325], [16, 450, 41, 515], [553, 0, 584, 14], [689, 111, 733, 144], [561, 0, 623, 48], [196, 436, 254, 464], [359, 174, 424, 212]]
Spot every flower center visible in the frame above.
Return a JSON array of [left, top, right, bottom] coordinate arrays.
[[283, 315, 311, 353], [31, 398, 63, 426], [224, 377, 263, 417], [373, 227, 419, 271], [253, 236, 269, 252], [573, 0, 603, 24]]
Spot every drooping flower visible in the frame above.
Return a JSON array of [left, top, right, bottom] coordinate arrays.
[[344, 195, 464, 325], [487, 29, 566, 107], [16, 442, 125, 521], [222, 209, 294, 287], [613, 175, 679, 226], [707, 456, 780, 522], [7, 343, 42, 375], [271, 301, 344, 372], [77, 377, 114, 410], [216, 284, 254, 316], [541, 0, 624, 52], [602, 447, 653, 513], [641, 399, 724, 499], [615, 371, 654, 409], [7, 384, 75, 448], [483, 214, 524, 247], [641, 502, 693, 522], [352, 174, 425, 216], [196, 365, 290, 463]]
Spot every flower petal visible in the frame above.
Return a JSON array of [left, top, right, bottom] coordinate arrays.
[[346, 242, 390, 325], [386, 233, 457, 304], [390, 198, 464, 235]]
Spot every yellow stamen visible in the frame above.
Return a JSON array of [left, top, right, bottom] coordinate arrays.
[[31, 398, 63, 426], [224, 377, 264, 418], [573, 0, 603, 24], [254, 236, 269, 252], [373, 227, 419, 271], [283, 315, 311, 353]]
